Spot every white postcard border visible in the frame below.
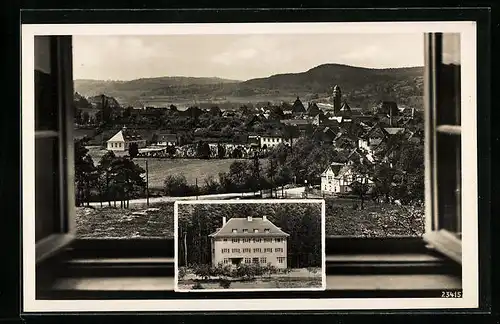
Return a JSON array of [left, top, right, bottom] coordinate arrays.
[[21, 21, 478, 312]]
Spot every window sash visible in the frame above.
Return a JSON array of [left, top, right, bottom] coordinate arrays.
[[35, 36, 75, 263]]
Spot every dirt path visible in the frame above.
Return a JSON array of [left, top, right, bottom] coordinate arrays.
[[87, 187, 306, 207]]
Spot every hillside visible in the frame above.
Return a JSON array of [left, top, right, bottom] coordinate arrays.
[[74, 64, 424, 109]]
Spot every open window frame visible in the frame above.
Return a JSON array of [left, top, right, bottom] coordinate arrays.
[[32, 32, 465, 298]]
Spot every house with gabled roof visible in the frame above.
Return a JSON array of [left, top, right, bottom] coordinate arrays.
[[209, 215, 290, 268], [320, 162, 373, 194], [106, 126, 147, 151]]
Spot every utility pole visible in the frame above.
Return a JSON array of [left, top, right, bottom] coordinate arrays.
[[184, 231, 188, 266], [146, 159, 149, 207], [195, 178, 198, 200]]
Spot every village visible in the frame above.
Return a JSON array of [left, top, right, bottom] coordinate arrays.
[[74, 83, 423, 204]]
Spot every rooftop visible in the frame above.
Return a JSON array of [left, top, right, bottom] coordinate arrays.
[[209, 217, 290, 238]]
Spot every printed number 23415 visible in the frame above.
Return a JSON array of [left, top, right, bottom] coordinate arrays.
[[441, 291, 462, 298]]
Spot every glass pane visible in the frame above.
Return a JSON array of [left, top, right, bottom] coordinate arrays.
[[35, 137, 60, 242], [438, 33, 461, 125], [35, 36, 58, 131], [436, 133, 461, 234]]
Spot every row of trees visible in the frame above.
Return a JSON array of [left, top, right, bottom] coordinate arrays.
[[177, 203, 322, 268], [74, 139, 146, 207]]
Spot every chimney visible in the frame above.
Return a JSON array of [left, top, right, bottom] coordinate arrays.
[[263, 215, 267, 221], [247, 216, 253, 222], [222, 216, 226, 226]]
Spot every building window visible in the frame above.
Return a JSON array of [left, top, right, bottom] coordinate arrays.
[[223, 238, 227, 242], [264, 248, 272, 253], [264, 229, 270, 233], [242, 238, 251, 243], [275, 248, 284, 253], [253, 238, 262, 243], [242, 229, 248, 233], [253, 248, 261, 253], [275, 238, 282, 243], [277, 257, 285, 264], [260, 257, 267, 264], [252, 257, 259, 264], [253, 229, 259, 233], [231, 248, 240, 253], [243, 248, 251, 253], [231, 238, 239, 243], [263, 238, 272, 243], [221, 248, 230, 253], [223, 258, 229, 264], [244, 258, 251, 264], [232, 229, 237, 233]]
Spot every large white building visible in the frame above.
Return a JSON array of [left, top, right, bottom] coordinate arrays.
[[209, 216, 289, 269]]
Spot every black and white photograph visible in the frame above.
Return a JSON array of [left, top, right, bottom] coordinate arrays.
[[174, 200, 325, 292], [22, 19, 481, 313]]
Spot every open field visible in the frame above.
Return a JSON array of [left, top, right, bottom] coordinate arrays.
[[86, 147, 251, 189], [75, 199, 423, 239]]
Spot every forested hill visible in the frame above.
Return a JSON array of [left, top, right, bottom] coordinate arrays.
[[74, 63, 424, 109]]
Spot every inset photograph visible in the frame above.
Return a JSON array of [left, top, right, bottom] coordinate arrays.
[[174, 200, 325, 292]]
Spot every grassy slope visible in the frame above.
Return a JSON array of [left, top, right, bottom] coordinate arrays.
[[75, 200, 423, 239]]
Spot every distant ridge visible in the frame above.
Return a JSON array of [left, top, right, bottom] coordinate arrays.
[[74, 63, 424, 109]]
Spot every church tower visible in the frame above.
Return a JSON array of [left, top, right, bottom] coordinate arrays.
[[332, 85, 341, 116]]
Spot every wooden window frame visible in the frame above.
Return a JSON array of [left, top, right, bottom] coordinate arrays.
[[422, 33, 462, 264], [35, 36, 76, 264]]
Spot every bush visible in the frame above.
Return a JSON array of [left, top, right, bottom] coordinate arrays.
[[178, 267, 187, 280], [163, 175, 194, 196], [192, 282, 204, 289], [219, 279, 231, 289]]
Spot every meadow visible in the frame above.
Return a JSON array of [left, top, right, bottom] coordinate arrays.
[[86, 147, 249, 189]]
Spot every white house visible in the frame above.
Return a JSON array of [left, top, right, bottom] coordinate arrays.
[[209, 216, 289, 269], [321, 163, 373, 194], [259, 135, 290, 149], [106, 126, 147, 151]]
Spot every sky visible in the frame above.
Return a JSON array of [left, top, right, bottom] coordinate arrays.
[[72, 33, 425, 81]]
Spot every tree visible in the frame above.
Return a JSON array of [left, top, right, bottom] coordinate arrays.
[[216, 143, 226, 159], [151, 133, 158, 145], [128, 142, 139, 160], [97, 151, 117, 206], [74, 139, 96, 206], [109, 157, 146, 208], [196, 141, 211, 159], [349, 180, 370, 210]]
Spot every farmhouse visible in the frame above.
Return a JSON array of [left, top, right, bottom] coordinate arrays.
[[321, 163, 373, 194], [209, 216, 290, 269], [106, 126, 147, 151]]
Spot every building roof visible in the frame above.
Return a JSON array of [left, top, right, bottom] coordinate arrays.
[[383, 127, 406, 135], [292, 97, 306, 113], [321, 162, 345, 176], [158, 134, 177, 142], [209, 217, 290, 238], [281, 119, 311, 126], [107, 127, 144, 142]]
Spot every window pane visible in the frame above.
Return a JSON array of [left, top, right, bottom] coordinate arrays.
[[438, 33, 461, 125], [35, 36, 58, 131], [35, 137, 60, 242], [436, 133, 461, 234]]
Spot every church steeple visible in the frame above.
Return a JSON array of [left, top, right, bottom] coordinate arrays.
[[332, 85, 342, 116]]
